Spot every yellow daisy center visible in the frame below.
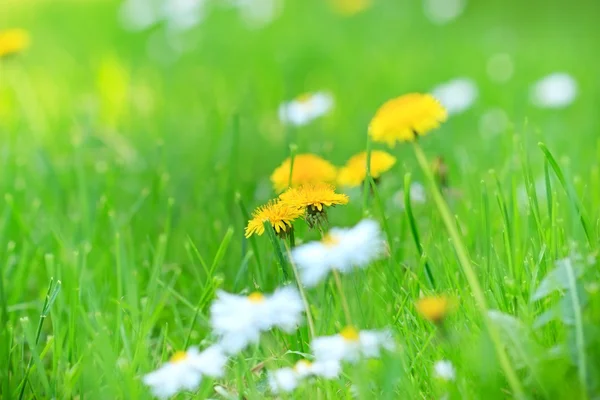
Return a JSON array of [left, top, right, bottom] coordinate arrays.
[[296, 93, 313, 104], [248, 292, 265, 303], [322, 234, 339, 247], [340, 326, 360, 342], [294, 360, 313, 370], [169, 351, 188, 363]]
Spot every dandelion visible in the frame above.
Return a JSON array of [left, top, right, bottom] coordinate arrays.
[[268, 359, 341, 393], [369, 93, 447, 147], [530, 73, 577, 109], [0, 29, 30, 58], [434, 360, 456, 381], [278, 92, 333, 126], [270, 153, 337, 193], [415, 296, 454, 324], [210, 287, 304, 354], [291, 219, 385, 287], [245, 200, 304, 238], [312, 326, 395, 363], [431, 78, 478, 115], [143, 346, 227, 399], [337, 150, 396, 188], [279, 183, 349, 228]]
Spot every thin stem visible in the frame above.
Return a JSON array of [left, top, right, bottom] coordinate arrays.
[[412, 141, 525, 399], [332, 269, 353, 326], [283, 242, 315, 339]]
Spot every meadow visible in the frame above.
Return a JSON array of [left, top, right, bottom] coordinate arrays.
[[1, 0, 600, 398]]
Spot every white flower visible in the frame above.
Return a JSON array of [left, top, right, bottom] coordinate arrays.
[[312, 327, 395, 363], [228, 0, 282, 28], [143, 346, 227, 399], [119, 0, 206, 32], [210, 287, 304, 354], [423, 0, 466, 25], [530, 73, 578, 109], [434, 360, 456, 381], [291, 219, 385, 287], [278, 92, 333, 126], [431, 78, 478, 115], [268, 359, 341, 393], [392, 182, 427, 211]]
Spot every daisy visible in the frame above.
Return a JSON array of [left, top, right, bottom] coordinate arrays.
[[270, 153, 337, 193], [415, 296, 454, 324], [0, 29, 30, 58], [312, 326, 395, 363], [423, 0, 465, 25], [279, 183, 349, 228], [268, 359, 341, 393], [278, 92, 333, 126], [120, 0, 206, 32], [530, 73, 578, 109], [291, 219, 385, 287], [434, 360, 456, 381], [369, 93, 447, 147], [210, 287, 304, 354], [431, 78, 478, 115], [228, 0, 281, 28], [143, 346, 227, 399], [245, 200, 304, 238], [337, 150, 396, 188]]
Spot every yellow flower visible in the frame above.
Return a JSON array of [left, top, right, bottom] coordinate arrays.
[[337, 150, 397, 187], [328, 0, 372, 16], [0, 29, 30, 58], [369, 93, 447, 147], [270, 153, 337, 193], [279, 182, 349, 212], [415, 296, 454, 323], [245, 201, 304, 238]]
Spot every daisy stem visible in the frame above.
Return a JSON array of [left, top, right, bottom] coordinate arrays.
[[283, 242, 316, 339], [332, 269, 353, 327], [412, 141, 525, 399]]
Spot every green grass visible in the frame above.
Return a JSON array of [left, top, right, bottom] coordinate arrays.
[[1, 0, 600, 398]]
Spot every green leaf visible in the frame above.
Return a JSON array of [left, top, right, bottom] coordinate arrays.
[[530, 258, 583, 302]]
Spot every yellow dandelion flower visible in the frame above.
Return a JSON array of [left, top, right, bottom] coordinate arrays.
[[369, 93, 447, 147], [245, 201, 304, 238], [280, 182, 349, 212], [415, 296, 454, 323], [337, 150, 397, 187], [270, 154, 337, 193], [0, 29, 30, 58]]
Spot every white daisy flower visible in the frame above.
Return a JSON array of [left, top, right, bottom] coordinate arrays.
[[119, 0, 206, 32], [423, 0, 466, 25], [210, 287, 304, 354], [433, 360, 456, 381], [431, 78, 478, 115], [268, 359, 341, 393], [278, 92, 334, 126], [392, 182, 427, 211], [530, 73, 578, 109], [312, 327, 395, 363], [143, 346, 227, 399], [228, 0, 282, 28], [290, 219, 385, 287]]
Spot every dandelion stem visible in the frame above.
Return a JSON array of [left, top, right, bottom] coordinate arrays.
[[332, 269, 353, 326], [283, 242, 316, 339], [412, 141, 525, 399]]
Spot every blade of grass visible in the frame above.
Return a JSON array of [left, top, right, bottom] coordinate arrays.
[[412, 141, 525, 399]]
